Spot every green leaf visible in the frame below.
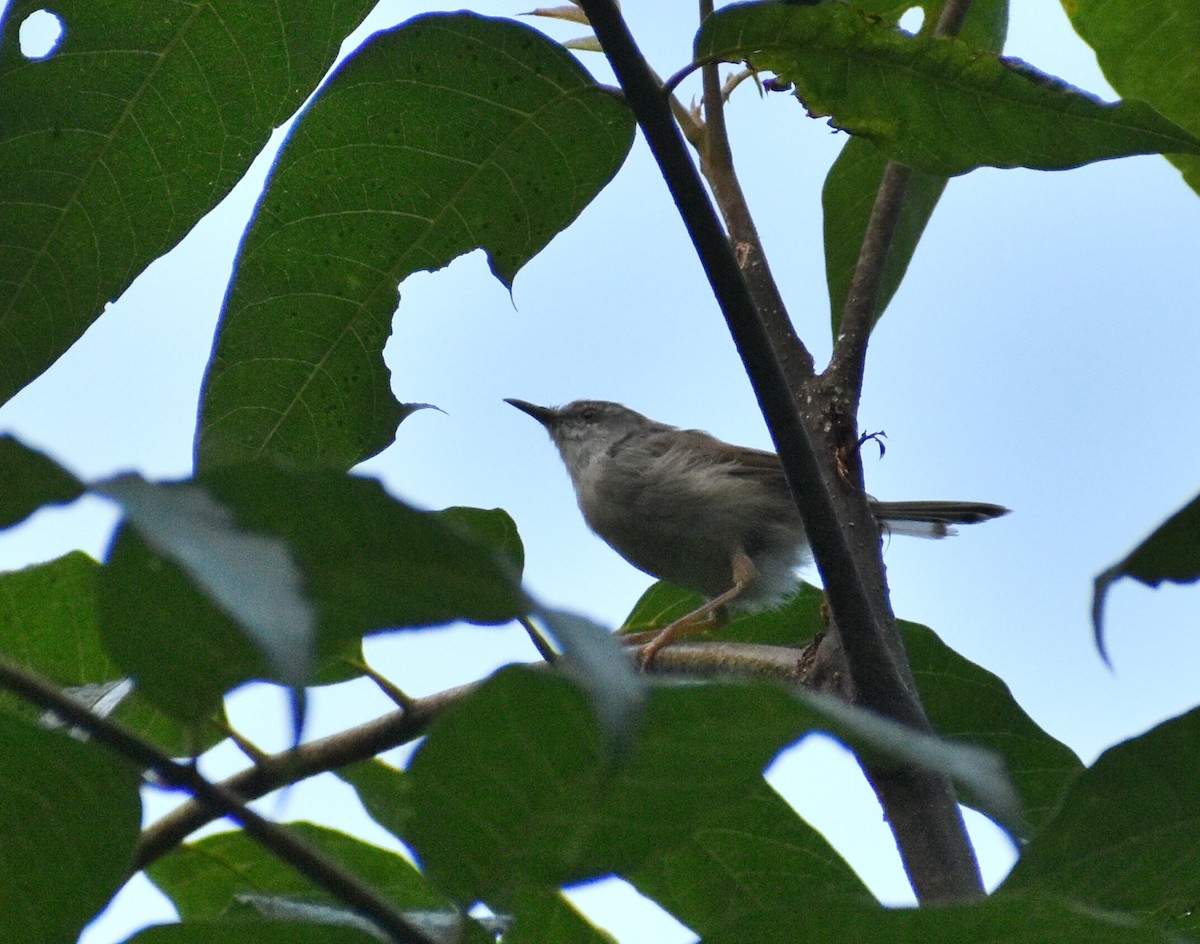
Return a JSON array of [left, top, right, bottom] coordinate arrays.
[[99, 528, 268, 727], [902, 621, 1082, 837], [403, 667, 1018, 905], [0, 713, 141, 942], [621, 580, 825, 647], [1002, 705, 1200, 936], [0, 552, 107, 686], [844, 0, 1008, 50], [0, 552, 225, 754], [148, 823, 446, 920], [98, 474, 317, 692], [824, 140, 949, 335], [98, 465, 525, 726], [125, 923, 383, 944], [1063, 0, 1200, 194], [537, 606, 645, 753], [404, 668, 605, 902], [624, 585, 1077, 836], [1092, 491, 1200, 664], [337, 759, 417, 841], [0, 0, 374, 408], [823, 0, 1007, 330], [696, 2, 1200, 176], [505, 888, 618, 944], [195, 12, 635, 470], [0, 436, 84, 529], [820, 1, 1005, 335], [630, 780, 874, 935], [437, 506, 525, 578], [702, 892, 1184, 944]]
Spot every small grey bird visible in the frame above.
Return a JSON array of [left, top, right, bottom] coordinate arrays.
[[507, 398, 1008, 661]]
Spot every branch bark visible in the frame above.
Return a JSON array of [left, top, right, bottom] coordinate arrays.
[[0, 657, 439, 944], [577, 0, 985, 902]]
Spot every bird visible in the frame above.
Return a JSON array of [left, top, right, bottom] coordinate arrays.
[[506, 398, 1008, 663]]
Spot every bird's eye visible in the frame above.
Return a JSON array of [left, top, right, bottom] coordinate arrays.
[[580, 407, 597, 422]]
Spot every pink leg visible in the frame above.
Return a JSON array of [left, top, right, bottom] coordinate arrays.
[[637, 549, 757, 667]]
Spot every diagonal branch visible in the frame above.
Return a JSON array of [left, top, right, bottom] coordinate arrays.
[[0, 657, 438, 944], [133, 680, 476, 871]]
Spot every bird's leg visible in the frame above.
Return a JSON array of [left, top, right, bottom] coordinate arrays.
[[637, 549, 757, 667]]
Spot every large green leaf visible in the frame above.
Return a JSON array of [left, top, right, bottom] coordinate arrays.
[[823, 141, 948, 335], [402, 667, 1016, 906], [901, 621, 1082, 836], [1092, 490, 1200, 664], [629, 780, 875, 934], [1063, 0, 1200, 194], [0, 712, 141, 942], [343, 716, 871, 930], [196, 13, 635, 470], [98, 465, 525, 725], [702, 893, 1183, 944], [1002, 705, 1200, 936], [126, 923, 382, 944], [0, 436, 84, 528], [0, 0, 373, 408], [696, 1, 1200, 176], [148, 823, 445, 920], [621, 580, 825, 647], [624, 582, 1079, 837], [98, 474, 317, 693], [505, 889, 617, 944], [0, 552, 225, 754], [148, 822, 496, 944]]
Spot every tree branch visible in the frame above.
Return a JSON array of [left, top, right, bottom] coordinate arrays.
[[569, 1, 887, 702], [827, 0, 975, 408], [133, 680, 476, 871], [0, 657, 439, 944], [826, 159, 913, 406], [695, 0, 813, 390], [575, 0, 985, 902], [134, 641, 846, 871]]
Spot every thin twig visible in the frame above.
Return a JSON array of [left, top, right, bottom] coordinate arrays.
[[0, 657, 437, 944], [134, 680, 476, 871], [827, 0, 976, 407], [662, 54, 722, 97], [352, 658, 415, 711], [827, 160, 914, 406], [220, 720, 271, 765], [519, 615, 559, 663], [138, 642, 822, 869], [696, 0, 813, 389]]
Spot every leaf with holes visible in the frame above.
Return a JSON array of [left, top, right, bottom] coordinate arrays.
[[195, 12, 634, 470], [697, 2, 1200, 176], [0, 0, 374, 408]]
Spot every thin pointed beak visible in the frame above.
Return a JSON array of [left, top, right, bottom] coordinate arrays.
[[505, 398, 558, 427]]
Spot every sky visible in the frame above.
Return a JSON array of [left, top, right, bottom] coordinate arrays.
[[4, 1, 1200, 942]]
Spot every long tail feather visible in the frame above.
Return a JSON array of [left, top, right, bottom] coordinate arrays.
[[869, 500, 1009, 539]]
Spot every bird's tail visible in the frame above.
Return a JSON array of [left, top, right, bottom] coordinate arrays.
[[868, 500, 1009, 539]]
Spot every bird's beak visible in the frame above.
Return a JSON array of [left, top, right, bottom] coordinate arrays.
[[504, 398, 557, 427]]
